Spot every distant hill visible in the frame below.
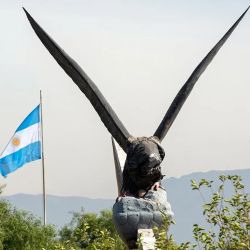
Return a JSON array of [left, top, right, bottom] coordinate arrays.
[[1, 169, 249, 243], [1, 194, 114, 229]]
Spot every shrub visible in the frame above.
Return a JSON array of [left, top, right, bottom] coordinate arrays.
[[191, 175, 250, 250]]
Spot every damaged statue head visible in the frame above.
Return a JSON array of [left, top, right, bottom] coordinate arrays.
[[23, 6, 249, 248], [123, 136, 165, 197]]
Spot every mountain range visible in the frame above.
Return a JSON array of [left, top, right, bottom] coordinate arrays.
[[1, 169, 249, 243]]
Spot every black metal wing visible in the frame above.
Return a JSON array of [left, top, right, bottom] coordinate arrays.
[[154, 7, 249, 141], [23, 8, 131, 152]]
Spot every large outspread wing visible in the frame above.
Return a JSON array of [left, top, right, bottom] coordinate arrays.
[[154, 7, 249, 141], [23, 8, 131, 152]]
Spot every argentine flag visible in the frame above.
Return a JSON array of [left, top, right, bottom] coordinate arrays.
[[0, 105, 41, 177]]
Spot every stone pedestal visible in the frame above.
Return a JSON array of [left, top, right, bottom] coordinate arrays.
[[112, 188, 173, 248]]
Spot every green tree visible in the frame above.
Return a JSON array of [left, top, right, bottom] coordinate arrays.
[[191, 175, 250, 250], [0, 185, 57, 250], [0, 200, 58, 250], [59, 209, 126, 250]]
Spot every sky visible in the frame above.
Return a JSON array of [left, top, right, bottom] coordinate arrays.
[[0, 0, 249, 199]]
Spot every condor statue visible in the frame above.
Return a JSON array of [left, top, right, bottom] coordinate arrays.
[[23, 6, 249, 248]]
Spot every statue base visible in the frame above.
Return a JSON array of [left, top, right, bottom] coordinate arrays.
[[112, 188, 173, 248]]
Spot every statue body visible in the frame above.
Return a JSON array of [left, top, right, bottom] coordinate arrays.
[[122, 137, 164, 196], [112, 136, 173, 248]]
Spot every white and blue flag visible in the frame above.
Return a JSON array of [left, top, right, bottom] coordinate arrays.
[[0, 105, 41, 177]]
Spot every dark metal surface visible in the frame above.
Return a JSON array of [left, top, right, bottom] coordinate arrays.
[[23, 6, 249, 153], [23, 8, 131, 153], [122, 137, 165, 196], [154, 6, 249, 142]]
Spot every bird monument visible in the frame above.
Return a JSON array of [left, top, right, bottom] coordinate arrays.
[[23, 6, 249, 249]]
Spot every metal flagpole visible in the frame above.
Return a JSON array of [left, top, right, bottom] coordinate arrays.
[[40, 90, 47, 225]]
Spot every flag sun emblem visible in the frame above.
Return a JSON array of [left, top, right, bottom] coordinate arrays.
[[12, 137, 20, 146]]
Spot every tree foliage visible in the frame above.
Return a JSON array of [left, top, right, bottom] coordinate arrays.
[[0, 199, 56, 250], [191, 175, 250, 250], [58, 209, 126, 249]]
